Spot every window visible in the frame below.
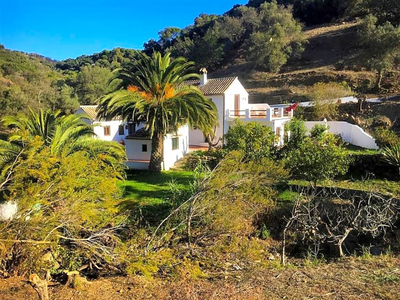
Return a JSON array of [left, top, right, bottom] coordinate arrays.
[[142, 144, 148, 152], [172, 137, 179, 150], [104, 126, 111, 136], [118, 125, 124, 135]]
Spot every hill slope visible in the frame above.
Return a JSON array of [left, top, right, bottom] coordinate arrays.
[[212, 22, 399, 105]]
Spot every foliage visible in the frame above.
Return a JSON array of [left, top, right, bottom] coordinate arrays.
[[184, 150, 225, 171], [98, 52, 218, 172], [0, 110, 127, 275], [307, 82, 352, 120], [0, 109, 126, 176], [310, 124, 327, 140], [146, 151, 289, 272], [285, 132, 349, 186], [362, 0, 400, 26], [224, 119, 277, 161], [381, 143, 400, 174], [358, 15, 400, 89], [246, 0, 362, 26], [373, 128, 400, 148], [75, 65, 113, 104], [245, 1, 306, 72], [292, 0, 362, 26], [0, 47, 79, 118], [284, 118, 307, 150]]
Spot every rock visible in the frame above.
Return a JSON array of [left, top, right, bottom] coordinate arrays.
[[0, 201, 17, 221]]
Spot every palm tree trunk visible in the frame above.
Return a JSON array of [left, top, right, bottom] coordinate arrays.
[[149, 132, 163, 173]]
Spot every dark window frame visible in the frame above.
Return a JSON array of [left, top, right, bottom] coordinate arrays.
[[172, 137, 179, 150], [118, 125, 124, 135], [104, 126, 111, 136]]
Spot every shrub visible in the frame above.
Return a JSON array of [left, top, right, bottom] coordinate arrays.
[[285, 133, 350, 186], [284, 118, 307, 150], [372, 115, 392, 129], [348, 152, 397, 178], [184, 149, 225, 171], [374, 128, 400, 148], [381, 143, 400, 175], [310, 124, 328, 141], [306, 82, 352, 120], [224, 120, 277, 161]]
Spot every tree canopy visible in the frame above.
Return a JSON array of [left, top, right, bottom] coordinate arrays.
[[98, 52, 218, 172]]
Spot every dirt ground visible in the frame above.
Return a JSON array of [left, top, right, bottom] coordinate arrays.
[[1, 256, 400, 300]]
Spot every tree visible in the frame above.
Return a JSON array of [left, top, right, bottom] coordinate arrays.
[[287, 189, 398, 257], [224, 120, 277, 161], [284, 118, 308, 150], [307, 82, 352, 120], [245, 1, 305, 72], [363, 0, 400, 26], [97, 52, 218, 173], [286, 131, 349, 187], [358, 15, 400, 89], [75, 65, 113, 104], [1, 109, 126, 178]]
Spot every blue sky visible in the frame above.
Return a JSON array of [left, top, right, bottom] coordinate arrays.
[[0, 0, 248, 60]]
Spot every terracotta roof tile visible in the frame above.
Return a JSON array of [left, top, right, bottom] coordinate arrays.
[[185, 77, 237, 95], [79, 105, 98, 121], [78, 105, 122, 121]]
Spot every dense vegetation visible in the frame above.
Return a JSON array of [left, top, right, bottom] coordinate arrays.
[[2, 0, 400, 123]]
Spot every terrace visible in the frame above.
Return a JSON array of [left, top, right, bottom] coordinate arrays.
[[226, 106, 293, 122]]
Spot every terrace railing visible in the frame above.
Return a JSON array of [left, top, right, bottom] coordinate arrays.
[[227, 107, 293, 122]]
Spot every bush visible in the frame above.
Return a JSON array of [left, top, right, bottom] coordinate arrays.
[[284, 118, 308, 150], [184, 150, 225, 171], [306, 82, 352, 120], [372, 115, 392, 129], [285, 133, 350, 186], [374, 128, 400, 148], [224, 120, 277, 161], [347, 152, 397, 178]]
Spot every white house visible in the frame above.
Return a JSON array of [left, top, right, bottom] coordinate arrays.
[[76, 106, 189, 171], [124, 125, 189, 170], [187, 70, 293, 147], [76, 105, 127, 142]]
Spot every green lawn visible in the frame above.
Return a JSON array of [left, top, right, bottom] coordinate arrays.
[[344, 144, 379, 155], [118, 170, 194, 225]]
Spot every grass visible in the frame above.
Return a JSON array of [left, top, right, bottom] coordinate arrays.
[[344, 144, 379, 155], [118, 170, 194, 225], [120, 170, 194, 204], [289, 178, 400, 198]]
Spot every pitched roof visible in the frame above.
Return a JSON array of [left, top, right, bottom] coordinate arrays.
[[78, 105, 122, 121], [78, 105, 98, 121], [185, 77, 237, 95], [125, 128, 151, 140]]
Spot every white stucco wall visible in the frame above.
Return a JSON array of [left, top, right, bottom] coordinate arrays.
[[163, 124, 189, 170], [189, 95, 223, 146], [125, 125, 189, 170], [75, 108, 127, 143], [305, 121, 379, 150], [93, 120, 126, 142], [125, 138, 152, 161]]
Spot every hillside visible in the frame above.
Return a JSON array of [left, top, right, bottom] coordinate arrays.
[[212, 21, 399, 105]]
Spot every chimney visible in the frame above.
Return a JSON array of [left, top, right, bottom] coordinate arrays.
[[200, 68, 208, 85]]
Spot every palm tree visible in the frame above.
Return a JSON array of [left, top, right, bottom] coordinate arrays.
[[97, 52, 218, 172], [0, 109, 126, 177]]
